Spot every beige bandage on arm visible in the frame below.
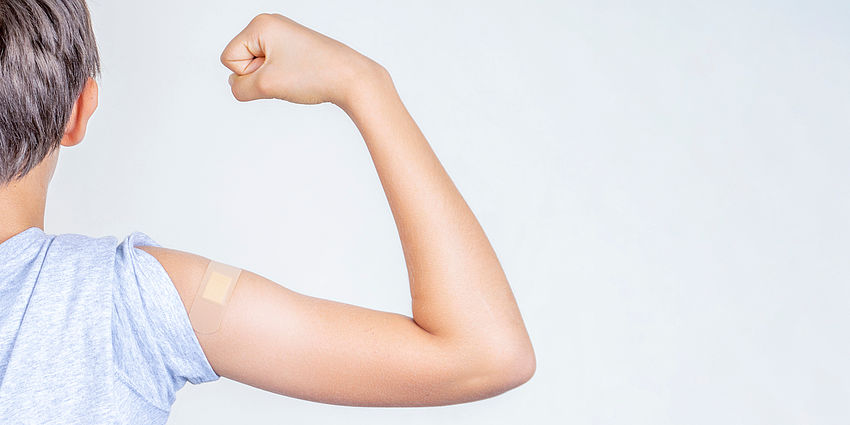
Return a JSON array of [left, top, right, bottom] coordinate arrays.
[[189, 260, 242, 334]]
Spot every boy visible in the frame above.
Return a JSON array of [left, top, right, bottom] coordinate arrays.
[[0, 2, 535, 423]]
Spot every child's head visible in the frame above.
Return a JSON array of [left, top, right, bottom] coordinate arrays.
[[0, 0, 100, 187]]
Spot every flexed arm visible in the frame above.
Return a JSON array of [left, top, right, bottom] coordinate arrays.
[[141, 13, 534, 407]]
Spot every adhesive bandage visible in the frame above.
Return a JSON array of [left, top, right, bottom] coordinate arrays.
[[189, 260, 242, 334]]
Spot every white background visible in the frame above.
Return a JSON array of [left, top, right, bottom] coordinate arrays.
[[47, 0, 848, 423]]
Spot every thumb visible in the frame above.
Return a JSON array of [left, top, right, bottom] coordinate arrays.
[[227, 71, 266, 102]]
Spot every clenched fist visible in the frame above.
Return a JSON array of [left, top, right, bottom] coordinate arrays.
[[220, 13, 386, 106]]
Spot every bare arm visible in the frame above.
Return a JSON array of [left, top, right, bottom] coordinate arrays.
[[339, 67, 534, 372], [139, 12, 534, 408]]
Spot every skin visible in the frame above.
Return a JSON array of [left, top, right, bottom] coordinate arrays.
[[0, 13, 535, 407], [0, 78, 97, 242]]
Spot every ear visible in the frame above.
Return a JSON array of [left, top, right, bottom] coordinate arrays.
[[60, 78, 99, 147]]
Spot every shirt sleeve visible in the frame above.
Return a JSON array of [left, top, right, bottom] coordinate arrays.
[[112, 231, 220, 411]]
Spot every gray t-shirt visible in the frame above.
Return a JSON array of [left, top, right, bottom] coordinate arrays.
[[0, 227, 219, 423]]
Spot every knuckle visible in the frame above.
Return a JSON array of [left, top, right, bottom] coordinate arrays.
[[252, 13, 275, 24], [231, 84, 248, 102], [251, 13, 286, 30], [254, 76, 273, 97]]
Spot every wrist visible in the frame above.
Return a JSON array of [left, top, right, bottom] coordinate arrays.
[[334, 59, 395, 113]]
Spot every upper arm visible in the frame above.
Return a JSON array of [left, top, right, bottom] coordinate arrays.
[[136, 245, 516, 407]]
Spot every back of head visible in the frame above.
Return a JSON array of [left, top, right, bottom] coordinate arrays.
[[0, 0, 100, 186]]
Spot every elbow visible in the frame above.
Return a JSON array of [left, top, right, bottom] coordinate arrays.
[[503, 343, 537, 388], [444, 333, 536, 402], [482, 339, 537, 393]]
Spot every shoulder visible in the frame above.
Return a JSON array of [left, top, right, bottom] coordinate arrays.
[[48, 231, 117, 256], [32, 231, 118, 275], [110, 231, 221, 408], [133, 245, 211, 313]]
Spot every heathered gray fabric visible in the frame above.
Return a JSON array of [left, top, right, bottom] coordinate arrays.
[[0, 227, 219, 424]]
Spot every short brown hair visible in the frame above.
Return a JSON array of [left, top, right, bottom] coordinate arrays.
[[0, 0, 101, 186]]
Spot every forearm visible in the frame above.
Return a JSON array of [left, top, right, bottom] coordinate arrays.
[[338, 66, 534, 368]]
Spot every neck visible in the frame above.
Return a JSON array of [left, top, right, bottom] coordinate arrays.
[[0, 149, 56, 244]]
